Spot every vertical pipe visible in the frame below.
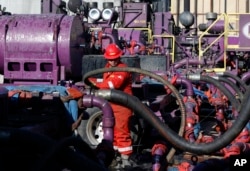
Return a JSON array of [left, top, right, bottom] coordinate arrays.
[[184, 0, 190, 11], [224, 0, 227, 13], [168, 0, 171, 12], [194, 0, 198, 35], [210, 0, 214, 12], [163, 0, 171, 12], [82, 95, 114, 143], [176, 0, 180, 26], [246, 0, 249, 13]]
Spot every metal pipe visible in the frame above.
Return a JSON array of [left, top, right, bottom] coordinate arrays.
[[102, 33, 116, 44], [210, 0, 214, 12], [184, 0, 190, 11], [82, 95, 114, 143], [176, 78, 194, 96], [176, 0, 180, 27], [194, 0, 198, 35], [224, 0, 227, 13], [246, 0, 250, 13]]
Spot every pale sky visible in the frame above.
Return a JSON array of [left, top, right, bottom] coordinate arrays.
[[0, 0, 70, 14]]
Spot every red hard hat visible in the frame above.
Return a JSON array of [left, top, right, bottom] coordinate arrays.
[[104, 43, 123, 59]]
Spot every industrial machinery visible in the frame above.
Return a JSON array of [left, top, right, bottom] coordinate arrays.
[[0, 0, 250, 170]]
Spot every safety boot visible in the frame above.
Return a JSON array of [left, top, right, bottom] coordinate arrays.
[[120, 154, 132, 168], [109, 151, 122, 169], [121, 154, 138, 170]]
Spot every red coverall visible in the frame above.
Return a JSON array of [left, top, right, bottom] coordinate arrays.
[[94, 62, 133, 156]]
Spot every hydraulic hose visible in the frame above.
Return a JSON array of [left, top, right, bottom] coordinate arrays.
[[187, 75, 241, 112], [82, 67, 246, 154], [83, 67, 186, 161], [215, 76, 243, 101], [218, 71, 248, 92], [91, 88, 250, 155], [241, 71, 250, 85], [168, 77, 193, 162]]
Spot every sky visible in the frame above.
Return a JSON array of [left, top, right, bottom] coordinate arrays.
[[0, 0, 41, 14], [0, 0, 70, 14]]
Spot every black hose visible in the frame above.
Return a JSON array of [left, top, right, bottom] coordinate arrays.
[[94, 88, 250, 154], [83, 67, 186, 161], [218, 76, 243, 101], [82, 67, 186, 136], [223, 72, 248, 92], [201, 75, 241, 111], [188, 75, 241, 112]]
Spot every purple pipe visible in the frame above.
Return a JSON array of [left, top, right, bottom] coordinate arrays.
[[173, 58, 200, 69], [134, 41, 146, 55], [173, 58, 215, 69], [152, 149, 163, 171], [152, 143, 167, 171], [173, 46, 224, 70], [102, 33, 115, 44], [82, 95, 114, 143], [176, 78, 194, 96]]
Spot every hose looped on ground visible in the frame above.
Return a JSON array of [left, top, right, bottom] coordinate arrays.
[[83, 67, 186, 161]]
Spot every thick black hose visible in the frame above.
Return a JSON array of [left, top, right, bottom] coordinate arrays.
[[223, 72, 248, 92], [218, 76, 243, 101], [83, 67, 248, 154], [94, 88, 250, 154], [188, 75, 240, 112], [200, 75, 241, 111], [82, 67, 186, 136], [83, 67, 186, 161]]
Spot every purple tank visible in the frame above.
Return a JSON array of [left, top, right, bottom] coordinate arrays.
[[0, 14, 84, 84]]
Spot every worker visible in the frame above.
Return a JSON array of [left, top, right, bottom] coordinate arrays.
[[89, 43, 134, 169]]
